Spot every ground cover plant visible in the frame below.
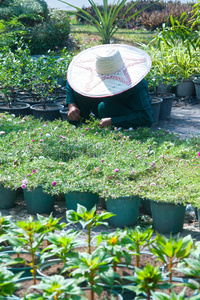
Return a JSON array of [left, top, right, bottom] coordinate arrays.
[[0, 113, 200, 212]]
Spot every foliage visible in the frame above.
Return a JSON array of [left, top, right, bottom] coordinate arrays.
[[41, 229, 81, 264], [0, 0, 49, 25], [23, 10, 71, 55], [9, 216, 48, 284], [125, 226, 154, 267], [0, 264, 22, 298], [24, 275, 85, 300], [149, 233, 194, 283], [126, 263, 170, 300], [66, 204, 114, 254], [96, 228, 131, 272], [59, 0, 157, 44], [75, 0, 194, 31], [63, 248, 115, 300]]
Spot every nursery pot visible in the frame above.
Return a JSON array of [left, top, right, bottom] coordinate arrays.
[[150, 201, 186, 234], [23, 186, 55, 214], [177, 79, 195, 97], [157, 93, 175, 120], [30, 103, 64, 121], [193, 78, 200, 100], [0, 186, 16, 209], [151, 97, 163, 125], [106, 195, 141, 228], [37, 258, 63, 278], [59, 107, 69, 121], [0, 102, 30, 117], [53, 96, 66, 107], [17, 95, 41, 105], [65, 192, 99, 211]]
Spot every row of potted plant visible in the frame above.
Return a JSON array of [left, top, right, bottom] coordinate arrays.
[[0, 112, 200, 232], [0, 41, 73, 118], [0, 205, 200, 299]]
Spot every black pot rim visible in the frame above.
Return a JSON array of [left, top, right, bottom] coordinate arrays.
[[0, 102, 30, 109], [30, 103, 64, 111]]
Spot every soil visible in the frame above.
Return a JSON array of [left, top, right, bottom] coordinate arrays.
[[0, 103, 29, 109], [14, 278, 42, 298], [31, 104, 64, 110], [8, 252, 40, 269]]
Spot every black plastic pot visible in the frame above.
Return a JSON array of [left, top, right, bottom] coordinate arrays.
[[151, 97, 163, 125], [30, 103, 64, 121], [53, 96, 66, 107], [0, 102, 30, 117], [158, 93, 175, 120], [59, 107, 69, 121]]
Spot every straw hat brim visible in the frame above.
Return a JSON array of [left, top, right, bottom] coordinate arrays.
[[67, 44, 152, 98]]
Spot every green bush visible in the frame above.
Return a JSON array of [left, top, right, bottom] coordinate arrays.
[[0, 0, 48, 26], [23, 11, 71, 54], [77, 0, 194, 30]]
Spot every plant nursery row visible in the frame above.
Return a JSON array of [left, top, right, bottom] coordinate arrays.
[[0, 205, 200, 299], [0, 111, 200, 228]]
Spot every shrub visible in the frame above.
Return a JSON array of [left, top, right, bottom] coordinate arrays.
[[77, 0, 195, 30], [0, 0, 49, 26], [22, 11, 71, 54]]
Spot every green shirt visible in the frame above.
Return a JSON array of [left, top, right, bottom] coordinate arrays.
[[66, 79, 154, 128]]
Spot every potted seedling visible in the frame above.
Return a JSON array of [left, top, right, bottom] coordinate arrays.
[[95, 229, 135, 299], [66, 204, 114, 254], [29, 56, 64, 121], [0, 264, 23, 299], [125, 226, 155, 268], [0, 213, 16, 251], [8, 216, 48, 284], [63, 248, 116, 300], [126, 263, 171, 300], [38, 229, 82, 277], [24, 275, 85, 300], [149, 233, 194, 284], [37, 213, 66, 247], [0, 46, 30, 116]]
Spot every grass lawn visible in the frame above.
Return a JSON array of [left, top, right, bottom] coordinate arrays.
[[69, 21, 155, 53]]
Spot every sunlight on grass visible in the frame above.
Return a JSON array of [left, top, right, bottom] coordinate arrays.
[[70, 23, 154, 51]]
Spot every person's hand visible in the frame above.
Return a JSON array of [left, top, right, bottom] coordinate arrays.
[[68, 104, 81, 121], [99, 118, 112, 128]]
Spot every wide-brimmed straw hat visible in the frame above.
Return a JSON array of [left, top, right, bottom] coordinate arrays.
[[67, 44, 151, 98]]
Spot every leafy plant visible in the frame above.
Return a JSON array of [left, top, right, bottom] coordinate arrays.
[[125, 226, 154, 268], [59, 0, 157, 44], [9, 216, 48, 284], [24, 275, 85, 300], [96, 228, 131, 272], [0, 264, 22, 298], [41, 229, 82, 265], [149, 233, 194, 283], [126, 263, 170, 300], [151, 288, 191, 300], [0, 213, 16, 248], [66, 204, 114, 254], [63, 248, 114, 300], [37, 213, 66, 247]]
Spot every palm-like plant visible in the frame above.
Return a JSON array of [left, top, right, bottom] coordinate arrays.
[[58, 0, 156, 44]]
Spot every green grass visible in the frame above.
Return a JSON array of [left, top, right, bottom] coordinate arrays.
[[69, 20, 155, 53]]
